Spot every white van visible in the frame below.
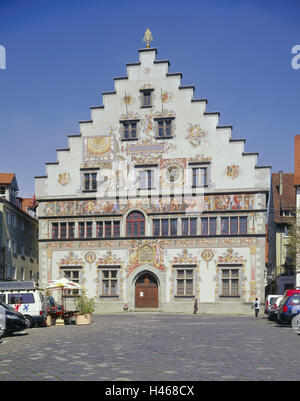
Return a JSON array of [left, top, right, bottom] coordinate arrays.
[[0, 281, 47, 328], [264, 294, 281, 315]]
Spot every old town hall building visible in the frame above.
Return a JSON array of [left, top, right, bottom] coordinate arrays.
[[35, 36, 270, 314]]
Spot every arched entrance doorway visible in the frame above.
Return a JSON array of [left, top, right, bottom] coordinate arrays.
[[135, 273, 158, 308]]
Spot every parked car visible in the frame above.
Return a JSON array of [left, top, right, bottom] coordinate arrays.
[[267, 296, 283, 321], [264, 294, 280, 315], [0, 301, 29, 339], [0, 282, 47, 328], [277, 293, 300, 325]]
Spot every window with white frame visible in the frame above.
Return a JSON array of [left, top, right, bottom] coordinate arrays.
[[98, 266, 120, 297], [137, 168, 156, 190], [220, 267, 240, 297], [191, 166, 208, 187], [83, 172, 97, 191], [175, 267, 195, 296]]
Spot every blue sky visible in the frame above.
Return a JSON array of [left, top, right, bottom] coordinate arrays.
[[0, 0, 300, 196]]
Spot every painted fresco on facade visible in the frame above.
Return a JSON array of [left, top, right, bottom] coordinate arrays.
[[42, 193, 254, 217], [35, 43, 270, 314]]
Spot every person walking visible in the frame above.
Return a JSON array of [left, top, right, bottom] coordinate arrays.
[[253, 298, 260, 318], [193, 298, 198, 314]]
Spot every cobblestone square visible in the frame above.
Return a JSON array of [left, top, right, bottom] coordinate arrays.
[[0, 313, 299, 381]]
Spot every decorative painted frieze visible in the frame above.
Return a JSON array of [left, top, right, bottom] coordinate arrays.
[[42, 193, 255, 217]]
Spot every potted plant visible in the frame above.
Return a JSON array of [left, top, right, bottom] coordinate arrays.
[[75, 288, 95, 325]]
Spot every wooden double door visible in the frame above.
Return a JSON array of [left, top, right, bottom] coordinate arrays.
[[135, 273, 158, 308]]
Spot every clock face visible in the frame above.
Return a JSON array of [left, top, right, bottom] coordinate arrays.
[[164, 165, 181, 184]]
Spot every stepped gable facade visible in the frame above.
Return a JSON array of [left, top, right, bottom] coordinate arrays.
[[35, 46, 270, 313]]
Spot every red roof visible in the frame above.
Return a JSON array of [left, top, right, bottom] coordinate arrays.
[[21, 198, 34, 212], [0, 173, 15, 185], [272, 172, 295, 223]]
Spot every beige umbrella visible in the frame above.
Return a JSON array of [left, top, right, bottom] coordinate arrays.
[[46, 278, 82, 310]]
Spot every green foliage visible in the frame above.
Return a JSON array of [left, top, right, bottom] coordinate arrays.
[[285, 213, 300, 269], [75, 287, 95, 315]]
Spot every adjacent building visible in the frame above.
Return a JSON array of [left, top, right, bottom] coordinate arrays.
[[295, 135, 300, 288], [267, 171, 296, 294], [35, 42, 270, 314], [0, 173, 39, 283]]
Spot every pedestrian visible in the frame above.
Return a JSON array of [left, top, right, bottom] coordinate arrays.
[[193, 298, 198, 314], [252, 298, 260, 318]]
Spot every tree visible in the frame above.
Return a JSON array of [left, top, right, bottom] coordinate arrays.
[[285, 210, 300, 270]]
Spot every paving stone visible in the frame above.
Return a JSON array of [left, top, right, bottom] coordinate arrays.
[[0, 314, 300, 380]]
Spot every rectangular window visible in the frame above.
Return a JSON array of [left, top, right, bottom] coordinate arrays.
[[143, 91, 151, 106], [113, 221, 120, 238], [8, 293, 35, 304], [68, 222, 75, 239], [161, 219, 169, 236], [86, 221, 93, 238], [239, 217, 247, 234], [221, 268, 240, 296], [192, 167, 208, 187], [190, 218, 197, 235], [221, 217, 229, 235], [60, 222, 67, 239], [105, 221, 112, 238], [230, 217, 238, 235], [156, 118, 173, 138], [84, 173, 97, 191], [61, 268, 81, 296], [12, 240, 17, 255], [100, 269, 119, 296], [153, 219, 160, 236], [182, 218, 197, 236], [170, 219, 178, 236], [52, 223, 59, 239], [201, 218, 208, 235], [6, 211, 11, 225], [96, 222, 103, 238], [139, 169, 155, 189], [141, 90, 152, 107], [209, 217, 217, 235], [121, 120, 139, 140], [79, 222, 85, 238], [176, 268, 194, 296], [182, 218, 189, 235]]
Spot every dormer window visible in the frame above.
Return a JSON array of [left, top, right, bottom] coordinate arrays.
[[140, 88, 154, 108], [120, 120, 139, 141], [155, 117, 174, 139]]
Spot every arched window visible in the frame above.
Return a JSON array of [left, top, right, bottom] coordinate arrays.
[[126, 211, 145, 237]]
